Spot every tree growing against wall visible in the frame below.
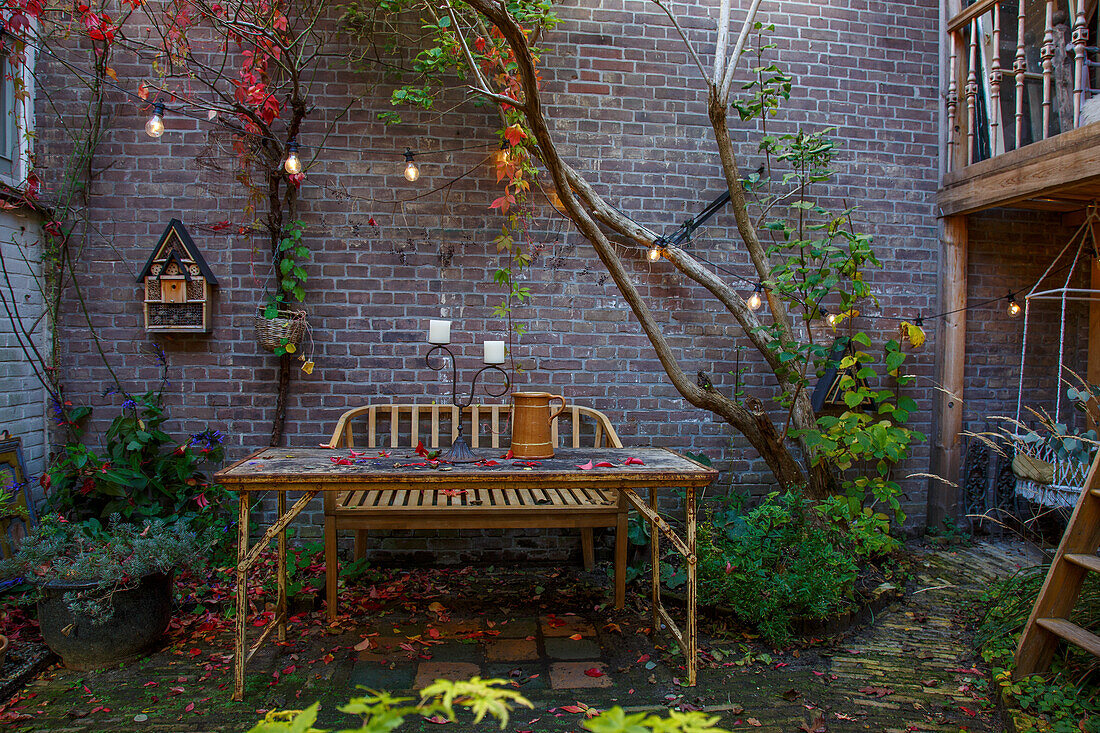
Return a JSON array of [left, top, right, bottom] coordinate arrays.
[[365, 0, 923, 516]]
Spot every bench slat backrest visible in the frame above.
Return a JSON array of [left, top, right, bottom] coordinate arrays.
[[327, 403, 623, 451]]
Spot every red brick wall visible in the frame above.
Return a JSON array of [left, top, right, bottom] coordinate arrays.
[[37, 0, 944, 555]]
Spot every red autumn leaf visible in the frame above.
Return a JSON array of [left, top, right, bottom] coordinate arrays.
[[489, 193, 516, 213], [575, 460, 594, 470], [415, 440, 429, 457], [211, 220, 230, 231], [168, 686, 184, 695], [623, 457, 645, 465], [330, 457, 352, 465], [636, 654, 650, 664], [593, 461, 615, 468], [282, 665, 295, 675], [857, 686, 893, 698], [424, 714, 449, 724], [478, 459, 500, 466], [546, 616, 566, 628], [137, 83, 149, 101], [143, 681, 158, 688], [559, 705, 586, 713], [583, 668, 605, 678], [502, 449, 514, 459], [322, 653, 334, 664], [184, 702, 195, 713], [959, 706, 977, 717], [504, 124, 527, 147], [428, 628, 440, 639], [568, 633, 583, 641], [318, 442, 334, 449], [368, 216, 377, 226], [440, 489, 466, 496]]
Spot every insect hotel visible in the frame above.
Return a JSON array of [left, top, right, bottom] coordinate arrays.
[[137, 219, 217, 333]]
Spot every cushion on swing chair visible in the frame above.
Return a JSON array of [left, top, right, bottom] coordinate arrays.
[[1012, 453, 1056, 485]]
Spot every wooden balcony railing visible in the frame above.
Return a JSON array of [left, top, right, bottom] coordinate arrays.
[[946, 0, 1095, 172]]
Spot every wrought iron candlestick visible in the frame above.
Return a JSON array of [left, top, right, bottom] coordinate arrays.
[[425, 344, 510, 463]]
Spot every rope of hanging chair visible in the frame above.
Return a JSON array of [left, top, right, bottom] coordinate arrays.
[[1013, 207, 1100, 438]]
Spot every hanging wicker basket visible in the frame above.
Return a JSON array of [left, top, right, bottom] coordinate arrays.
[[255, 308, 307, 353]]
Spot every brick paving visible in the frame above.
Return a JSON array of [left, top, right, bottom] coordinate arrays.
[[0, 539, 1040, 731]]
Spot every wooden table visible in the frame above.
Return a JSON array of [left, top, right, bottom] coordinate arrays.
[[214, 446, 716, 701]]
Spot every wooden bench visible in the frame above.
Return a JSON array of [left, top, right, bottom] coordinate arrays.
[[323, 403, 628, 608]]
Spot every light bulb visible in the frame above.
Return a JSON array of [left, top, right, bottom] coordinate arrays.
[[145, 103, 165, 138], [824, 310, 838, 327], [1008, 298, 1022, 317], [747, 285, 763, 311], [647, 245, 661, 261], [403, 148, 419, 182], [284, 141, 302, 175]]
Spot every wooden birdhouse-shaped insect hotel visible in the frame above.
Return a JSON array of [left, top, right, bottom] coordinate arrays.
[[137, 219, 217, 333]]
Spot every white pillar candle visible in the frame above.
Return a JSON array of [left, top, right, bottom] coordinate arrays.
[[484, 340, 506, 364], [428, 319, 451, 344]]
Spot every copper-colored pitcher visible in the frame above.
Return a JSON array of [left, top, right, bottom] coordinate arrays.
[[510, 392, 565, 459]]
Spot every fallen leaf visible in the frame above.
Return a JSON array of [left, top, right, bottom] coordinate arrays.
[[592, 461, 615, 467], [576, 460, 594, 470], [423, 713, 449, 724], [857, 686, 894, 698], [636, 654, 650, 664], [583, 668, 605, 678], [569, 633, 583, 641], [428, 601, 446, 614], [799, 715, 828, 732], [747, 718, 762, 727], [184, 703, 195, 713], [559, 705, 586, 714], [353, 638, 373, 652], [623, 457, 645, 465]]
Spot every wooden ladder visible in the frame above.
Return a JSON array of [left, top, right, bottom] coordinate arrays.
[[1015, 452, 1100, 676]]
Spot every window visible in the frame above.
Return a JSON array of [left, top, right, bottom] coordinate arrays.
[[0, 34, 32, 187]]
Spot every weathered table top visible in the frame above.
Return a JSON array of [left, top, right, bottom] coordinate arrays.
[[215, 447, 716, 490]]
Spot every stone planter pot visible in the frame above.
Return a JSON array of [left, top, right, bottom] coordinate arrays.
[[37, 572, 173, 671]]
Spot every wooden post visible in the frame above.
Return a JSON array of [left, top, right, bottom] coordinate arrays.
[[929, 216, 968, 528], [277, 490, 287, 643], [649, 487, 660, 631]]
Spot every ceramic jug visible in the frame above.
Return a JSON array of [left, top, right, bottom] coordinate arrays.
[[510, 392, 566, 459]]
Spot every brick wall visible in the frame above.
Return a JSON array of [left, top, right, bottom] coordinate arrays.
[[0, 210, 48, 481], [36, 0, 943, 558]]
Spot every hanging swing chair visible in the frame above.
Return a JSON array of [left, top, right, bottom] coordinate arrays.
[[1011, 208, 1100, 509]]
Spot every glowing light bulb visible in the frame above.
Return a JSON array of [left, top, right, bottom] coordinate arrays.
[[1008, 297, 1022, 317], [825, 311, 838, 327], [747, 285, 763, 311], [284, 140, 302, 175], [647, 245, 661, 262], [145, 103, 165, 138], [403, 148, 420, 182]]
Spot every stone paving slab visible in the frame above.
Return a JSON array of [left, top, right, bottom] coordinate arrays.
[[0, 539, 1042, 731]]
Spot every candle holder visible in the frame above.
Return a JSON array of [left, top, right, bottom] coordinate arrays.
[[425, 344, 510, 463]]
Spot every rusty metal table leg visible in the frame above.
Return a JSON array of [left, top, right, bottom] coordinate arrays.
[[277, 491, 287, 642], [233, 491, 250, 702], [649, 486, 660, 631], [685, 483, 697, 686]]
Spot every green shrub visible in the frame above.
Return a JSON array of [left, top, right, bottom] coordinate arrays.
[[3, 515, 207, 622], [696, 492, 862, 644], [977, 569, 1100, 732]]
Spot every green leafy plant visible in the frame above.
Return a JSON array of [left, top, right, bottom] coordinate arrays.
[[262, 219, 311, 357], [44, 387, 231, 535], [695, 492, 863, 644], [3, 515, 207, 623], [245, 677, 731, 732], [977, 569, 1100, 731]]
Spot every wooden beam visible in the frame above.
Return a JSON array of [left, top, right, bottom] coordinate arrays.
[[929, 216, 968, 528], [947, 0, 998, 35], [937, 122, 1100, 217]]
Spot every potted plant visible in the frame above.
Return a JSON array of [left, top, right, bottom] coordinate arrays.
[[256, 219, 311, 357], [3, 515, 206, 670]]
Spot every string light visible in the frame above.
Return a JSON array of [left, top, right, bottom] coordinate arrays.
[[404, 148, 420, 182], [145, 102, 165, 138], [821, 308, 838, 327], [1007, 293, 1022, 317], [283, 139, 302, 175], [647, 244, 662, 261], [746, 283, 764, 311]]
